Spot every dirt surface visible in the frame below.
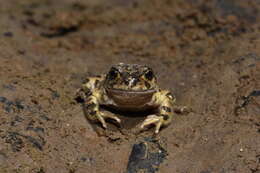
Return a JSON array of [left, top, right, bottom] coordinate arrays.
[[0, 0, 259, 172]]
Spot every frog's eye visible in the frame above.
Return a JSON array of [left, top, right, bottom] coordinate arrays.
[[108, 67, 119, 80], [144, 70, 154, 80]]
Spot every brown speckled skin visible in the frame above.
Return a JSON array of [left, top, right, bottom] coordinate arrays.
[[77, 63, 175, 133]]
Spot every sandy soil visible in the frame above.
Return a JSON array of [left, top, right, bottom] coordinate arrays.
[[0, 0, 259, 172]]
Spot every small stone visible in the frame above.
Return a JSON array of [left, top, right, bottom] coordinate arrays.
[[3, 32, 13, 37]]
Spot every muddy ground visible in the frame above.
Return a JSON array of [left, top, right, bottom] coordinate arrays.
[[0, 0, 259, 172]]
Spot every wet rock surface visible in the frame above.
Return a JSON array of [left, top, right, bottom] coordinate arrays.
[[127, 138, 167, 173], [0, 0, 259, 172]]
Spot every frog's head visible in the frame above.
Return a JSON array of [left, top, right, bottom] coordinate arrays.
[[104, 63, 158, 92]]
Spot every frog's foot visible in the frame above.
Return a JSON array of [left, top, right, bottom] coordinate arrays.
[[96, 112, 121, 129], [140, 115, 164, 134]]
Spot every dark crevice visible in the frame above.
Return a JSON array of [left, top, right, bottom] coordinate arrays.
[[40, 26, 79, 38]]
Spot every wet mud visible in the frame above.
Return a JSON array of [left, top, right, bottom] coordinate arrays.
[[0, 0, 259, 172]]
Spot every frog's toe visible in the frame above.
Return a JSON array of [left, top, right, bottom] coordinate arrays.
[[102, 113, 121, 124], [95, 112, 121, 128], [96, 113, 107, 128], [140, 115, 164, 134]]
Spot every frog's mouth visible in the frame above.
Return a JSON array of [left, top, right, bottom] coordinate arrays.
[[105, 88, 156, 109], [105, 87, 156, 94]]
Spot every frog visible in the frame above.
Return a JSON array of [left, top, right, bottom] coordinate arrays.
[[76, 63, 177, 134]]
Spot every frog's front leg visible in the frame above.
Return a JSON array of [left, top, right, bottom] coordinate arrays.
[[141, 90, 175, 134], [78, 78, 121, 128]]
